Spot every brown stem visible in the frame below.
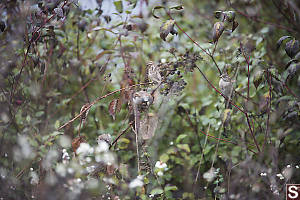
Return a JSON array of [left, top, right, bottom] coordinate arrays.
[[195, 65, 261, 152], [110, 122, 133, 148], [58, 82, 153, 130], [166, 12, 222, 75]]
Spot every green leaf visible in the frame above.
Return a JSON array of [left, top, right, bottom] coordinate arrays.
[[164, 185, 178, 191], [159, 153, 169, 163], [177, 144, 190, 153], [117, 138, 130, 149], [54, 120, 60, 129], [152, 5, 165, 19], [150, 188, 164, 196], [35, 111, 44, 117], [51, 131, 64, 137], [175, 134, 187, 143], [253, 70, 264, 89], [114, 1, 123, 13], [224, 11, 236, 22], [203, 145, 213, 155]]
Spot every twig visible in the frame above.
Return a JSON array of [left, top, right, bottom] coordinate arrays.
[[77, 26, 80, 60], [69, 37, 120, 101], [131, 125, 140, 174], [262, 69, 272, 150], [166, 11, 222, 75], [110, 122, 133, 148], [58, 82, 153, 130], [11, 1, 69, 97], [195, 65, 245, 114], [212, 40, 218, 56], [227, 162, 241, 196], [195, 65, 261, 152], [228, 1, 297, 33], [240, 43, 251, 99], [194, 125, 210, 185]]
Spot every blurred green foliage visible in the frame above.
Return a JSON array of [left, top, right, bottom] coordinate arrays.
[[0, 0, 300, 199]]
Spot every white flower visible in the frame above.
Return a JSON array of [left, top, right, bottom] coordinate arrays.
[[276, 173, 284, 180], [103, 177, 116, 184], [56, 163, 67, 177], [203, 167, 217, 182], [95, 141, 109, 153], [296, 165, 299, 169], [260, 172, 267, 176], [157, 171, 164, 176], [155, 161, 167, 169], [30, 171, 39, 185], [76, 143, 94, 155], [129, 175, 144, 188], [86, 165, 95, 173], [67, 167, 74, 174], [95, 152, 116, 165], [62, 149, 70, 164], [287, 165, 291, 168]]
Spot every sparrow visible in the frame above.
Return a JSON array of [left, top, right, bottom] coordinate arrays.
[[219, 74, 234, 108], [132, 91, 154, 111], [147, 61, 162, 84], [97, 134, 112, 146]]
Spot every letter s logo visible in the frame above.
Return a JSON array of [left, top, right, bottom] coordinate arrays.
[[288, 186, 299, 199]]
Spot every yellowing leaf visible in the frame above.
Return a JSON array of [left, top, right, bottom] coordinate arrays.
[[160, 19, 177, 41], [114, 1, 123, 13], [212, 22, 224, 43]]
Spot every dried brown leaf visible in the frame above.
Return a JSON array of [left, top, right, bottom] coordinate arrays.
[[72, 136, 86, 154], [108, 99, 118, 120], [140, 113, 158, 140]]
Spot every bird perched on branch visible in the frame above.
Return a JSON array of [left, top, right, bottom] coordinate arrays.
[[219, 73, 234, 108], [147, 61, 162, 85], [132, 91, 154, 112]]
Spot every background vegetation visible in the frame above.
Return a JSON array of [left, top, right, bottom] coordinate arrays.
[[0, 0, 300, 199]]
